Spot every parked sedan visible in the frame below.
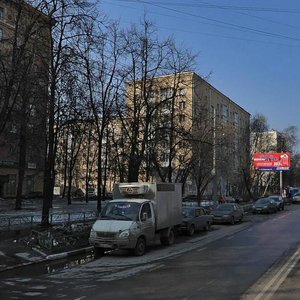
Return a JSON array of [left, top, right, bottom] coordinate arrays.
[[210, 203, 244, 225], [252, 198, 278, 214], [199, 200, 218, 213], [268, 195, 284, 211], [292, 192, 300, 203], [181, 207, 213, 236]]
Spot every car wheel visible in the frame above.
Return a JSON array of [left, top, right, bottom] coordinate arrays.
[[188, 225, 195, 236], [94, 247, 105, 257], [204, 222, 211, 231], [133, 237, 146, 256]]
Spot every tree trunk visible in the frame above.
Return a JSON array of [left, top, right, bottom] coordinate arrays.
[[15, 122, 27, 210]]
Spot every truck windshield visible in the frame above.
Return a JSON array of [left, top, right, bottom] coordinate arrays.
[[101, 202, 141, 221]]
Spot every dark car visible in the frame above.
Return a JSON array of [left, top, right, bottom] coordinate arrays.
[[182, 195, 199, 207], [210, 203, 244, 225], [181, 206, 213, 236], [268, 195, 284, 211], [199, 200, 218, 213], [252, 198, 277, 214]]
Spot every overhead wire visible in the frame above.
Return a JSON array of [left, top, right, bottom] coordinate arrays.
[[106, 0, 300, 44]]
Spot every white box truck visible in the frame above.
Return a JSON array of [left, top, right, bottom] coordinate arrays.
[[89, 182, 182, 256]]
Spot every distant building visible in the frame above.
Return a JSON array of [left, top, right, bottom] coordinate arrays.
[[0, 0, 50, 198], [251, 130, 284, 153]]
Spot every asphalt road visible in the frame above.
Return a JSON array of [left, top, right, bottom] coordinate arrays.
[[1, 205, 300, 299]]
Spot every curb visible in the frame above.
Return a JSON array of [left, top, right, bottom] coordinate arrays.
[[0, 246, 94, 273], [46, 246, 93, 260]]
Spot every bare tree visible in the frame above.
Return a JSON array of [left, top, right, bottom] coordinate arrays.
[[0, 0, 45, 136], [248, 114, 277, 198], [74, 20, 125, 212], [0, 0, 50, 209], [187, 102, 215, 201], [39, 0, 98, 225], [117, 19, 197, 183], [279, 126, 299, 188]]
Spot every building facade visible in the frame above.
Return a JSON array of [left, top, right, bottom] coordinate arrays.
[[0, 0, 50, 198], [125, 72, 250, 199], [53, 72, 250, 200]]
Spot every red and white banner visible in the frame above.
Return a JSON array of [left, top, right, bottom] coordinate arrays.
[[253, 152, 290, 171]]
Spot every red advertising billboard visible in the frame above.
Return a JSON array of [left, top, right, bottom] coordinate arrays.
[[253, 152, 290, 171]]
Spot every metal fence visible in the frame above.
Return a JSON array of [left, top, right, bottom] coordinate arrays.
[[0, 211, 98, 231], [31, 222, 92, 253]]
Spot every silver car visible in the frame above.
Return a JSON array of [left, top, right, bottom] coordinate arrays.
[[292, 192, 300, 203]]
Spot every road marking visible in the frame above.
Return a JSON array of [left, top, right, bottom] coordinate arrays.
[[243, 246, 300, 300], [196, 247, 206, 252], [207, 279, 216, 285], [148, 264, 164, 272]]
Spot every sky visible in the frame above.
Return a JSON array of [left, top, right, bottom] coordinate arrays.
[[100, 0, 300, 136]]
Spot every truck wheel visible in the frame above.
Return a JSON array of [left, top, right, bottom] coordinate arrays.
[[187, 225, 195, 236], [133, 237, 146, 256], [94, 247, 105, 257], [160, 228, 175, 245]]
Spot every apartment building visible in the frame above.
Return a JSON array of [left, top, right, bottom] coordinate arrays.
[[0, 0, 50, 198], [55, 117, 123, 197], [125, 72, 250, 199], [53, 71, 250, 199]]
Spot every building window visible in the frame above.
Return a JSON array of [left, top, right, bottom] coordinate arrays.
[[160, 88, 173, 100], [0, 28, 3, 41], [179, 101, 185, 110], [179, 88, 186, 96], [147, 90, 156, 103], [233, 112, 239, 127], [222, 104, 229, 122], [160, 152, 169, 163], [0, 7, 4, 19], [161, 140, 168, 148], [5, 174, 16, 196], [179, 114, 185, 123]]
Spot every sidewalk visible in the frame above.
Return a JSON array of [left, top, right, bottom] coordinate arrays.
[[0, 197, 98, 272]]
